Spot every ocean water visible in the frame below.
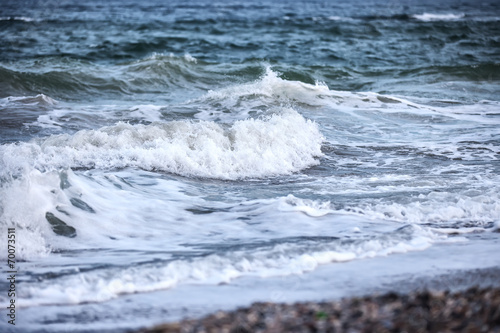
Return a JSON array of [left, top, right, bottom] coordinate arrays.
[[1, 0, 499, 331]]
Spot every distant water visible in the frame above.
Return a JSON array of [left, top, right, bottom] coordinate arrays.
[[1, 0, 499, 331]]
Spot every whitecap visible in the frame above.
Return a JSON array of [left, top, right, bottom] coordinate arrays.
[[0, 94, 58, 107], [412, 13, 465, 21], [0, 107, 324, 180], [0, 16, 35, 22]]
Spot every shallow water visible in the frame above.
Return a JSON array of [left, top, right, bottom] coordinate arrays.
[[0, 0, 499, 331]]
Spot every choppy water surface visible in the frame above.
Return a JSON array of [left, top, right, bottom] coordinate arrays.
[[1, 0, 499, 331]]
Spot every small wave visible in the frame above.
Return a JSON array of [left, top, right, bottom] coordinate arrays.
[[412, 13, 465, 22], [327, 16, 349, 21], [195, 67, 331, 119], [0, 64, 131, 99], [0, 54, 209, 99], [0, 16, 35, 22], [0, 94, 58, 107], [270, 190, 500, 228], [358, 14, 412, 21], [126, 52, 203, 82], [194, 67, 434, 121], [134, 52, 198, 64], [357, 189, 500, 226]]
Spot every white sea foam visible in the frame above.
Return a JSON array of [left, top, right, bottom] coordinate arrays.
[[128, 104, 164, 122], [17, 224, 439, 307], [277, 194, 333, 217], [0, 170, 56, 260], [0, 16, 35, 22], [194, 68, 448, 122], [31, 103, 166, 132], [0, 168, 198, 261], [362, 190, 500, 225], [273, 189, 500, 228], [0, 94, 58, 107], [218, 69, 499, 127], [140, 52, 198, 64], [327, 16, 347, 21], [183, 53, 197, 63], [206, 68, 330, 103], [413, 13, 465, 21], [1, 107, 323, 180]]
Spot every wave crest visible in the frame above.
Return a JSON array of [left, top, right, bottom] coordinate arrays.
[[1, 108, 323, 179], [412, 13, 465, 22]]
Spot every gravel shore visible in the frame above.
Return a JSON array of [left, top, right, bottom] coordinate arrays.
[[139, 286, 500, 333]]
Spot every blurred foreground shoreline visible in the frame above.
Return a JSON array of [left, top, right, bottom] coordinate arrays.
[[138, 267, 500, 333]]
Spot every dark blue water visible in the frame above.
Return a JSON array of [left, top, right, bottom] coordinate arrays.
[[1, 0, 499, 332]]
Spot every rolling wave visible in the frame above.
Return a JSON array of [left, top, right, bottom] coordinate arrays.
[[0, 107, 323, 179], [0, 54, 217, 99]]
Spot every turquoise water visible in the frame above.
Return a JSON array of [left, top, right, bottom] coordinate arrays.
[[1, 0, 499, 331]]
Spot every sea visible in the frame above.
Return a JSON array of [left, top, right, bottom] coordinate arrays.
[[0, 0, 499, 331]]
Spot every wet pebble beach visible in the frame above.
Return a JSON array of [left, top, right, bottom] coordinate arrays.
[[141, 286, 500, 333]]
